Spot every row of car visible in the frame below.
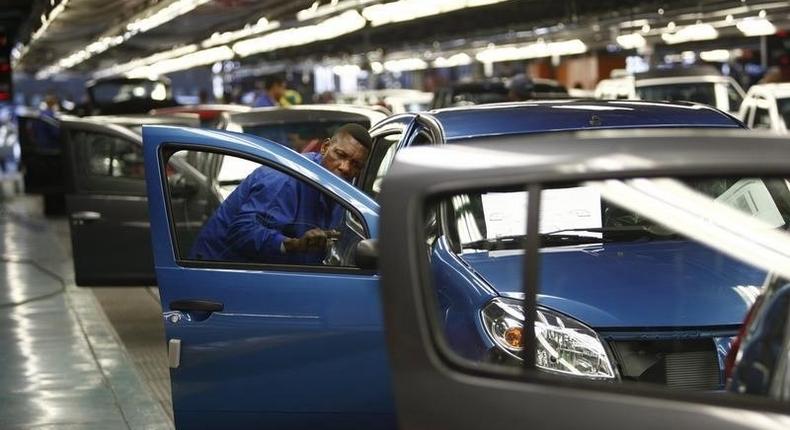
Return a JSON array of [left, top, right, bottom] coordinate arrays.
[[15, 82, 790, 428], [595, 65, 790, 134]]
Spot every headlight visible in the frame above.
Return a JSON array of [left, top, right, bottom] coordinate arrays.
[[481, 298, 616, 379]]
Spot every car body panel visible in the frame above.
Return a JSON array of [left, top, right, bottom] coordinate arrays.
[[461, 240, 766, 327], [430, 100, 742, 141], [142, 126, 390, 429], [738, 83, 790, 133], [61, 115, 199, 286], [142, 102, 755, 427], [378, 129, 790, 430]]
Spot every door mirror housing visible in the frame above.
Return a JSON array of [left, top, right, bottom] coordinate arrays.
[[355, 239, 378, 270]]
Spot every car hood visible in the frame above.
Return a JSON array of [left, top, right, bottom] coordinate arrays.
[[459, 240, 766, 328]]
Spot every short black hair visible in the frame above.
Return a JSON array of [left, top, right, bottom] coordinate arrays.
[[334, 123, 372, 150], [264, 75, 286, 90]]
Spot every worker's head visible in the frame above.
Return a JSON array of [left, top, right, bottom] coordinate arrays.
[[320, 124, 371, 182], [264, 75, 287, 101]]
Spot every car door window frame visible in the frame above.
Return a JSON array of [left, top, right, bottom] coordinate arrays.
[[63, 122, 147, 196], [159, 143, 375, 275], [406, 171, 790, 416]]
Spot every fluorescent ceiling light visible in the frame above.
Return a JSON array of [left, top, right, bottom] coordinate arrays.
[[34, 0, 211, 77], [92, 45, 199, 79], [126, 46, 235, 78], [736, 17, 776, 36], [362, 0, 510, 27], [12, 0, 71, 66], [660, 23, 718, 44], [202, 18, 280, 48], [233, 10, 366, 57], [433, 53, 472, 68], [700, 49, 730, 62], [475, 39, 587, 63], [384, 58, 428, 73], [297, 0, 375, 21], [616, 33, 646, 50]]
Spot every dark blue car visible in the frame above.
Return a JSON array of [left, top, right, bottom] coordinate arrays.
[[141, 100, 754, 429]]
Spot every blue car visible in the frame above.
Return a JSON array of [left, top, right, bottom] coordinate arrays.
[[141, 100, 750, 429]]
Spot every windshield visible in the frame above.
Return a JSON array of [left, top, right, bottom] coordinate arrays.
[[636, 83, 716, 106], [779, 98, 790, 129], [242, 119, 370, 152], [448, 177, 790, 251]]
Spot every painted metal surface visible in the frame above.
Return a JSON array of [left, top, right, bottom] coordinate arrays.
[[431, 100, 743, 141], [461, 240, 766, 327], [143, 104, 755, 427], [143, 126, 389, 429]]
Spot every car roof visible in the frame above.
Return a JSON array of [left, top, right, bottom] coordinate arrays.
[[746, 83, 790, 99], [428, 100, 742, 141], [388, 129, 790, 187], [635, 65, 722, 80], [229, 104, 387, 127]]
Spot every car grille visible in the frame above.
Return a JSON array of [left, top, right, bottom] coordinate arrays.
[[608, 339, 722, 391]]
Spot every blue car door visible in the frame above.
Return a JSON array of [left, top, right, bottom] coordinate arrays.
[[142, 126, 394, 429]]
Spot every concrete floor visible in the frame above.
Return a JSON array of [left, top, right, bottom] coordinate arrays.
[[0, 193, 172, 429]]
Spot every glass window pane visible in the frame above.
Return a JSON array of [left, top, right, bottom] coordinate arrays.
[[166, 149, 365, 268], [426, 175, 790, 405]]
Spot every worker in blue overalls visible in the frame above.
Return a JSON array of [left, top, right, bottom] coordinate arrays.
[[190, 124, 371, 264]]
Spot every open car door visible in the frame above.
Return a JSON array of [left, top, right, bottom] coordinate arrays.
[[143, 126, 394, 429], [62, 119, 213, 286], [378, 132, 790, 430]]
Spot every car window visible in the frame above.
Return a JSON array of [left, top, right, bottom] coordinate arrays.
[[164, 148, 366, 269], [71, 130, 145, 179], [753, 107, 772, 130], [636, 83, 716, 107], [727, 84, 743, 112], [361, 133, 403, 198], [427, 175, 790, 400], [778, 98, 790, 130]]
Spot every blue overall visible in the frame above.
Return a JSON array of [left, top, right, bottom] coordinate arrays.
[[190, 152, 343, 264]]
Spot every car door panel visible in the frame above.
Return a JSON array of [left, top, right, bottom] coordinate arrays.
[[143, 126, 392, 429], [68, 193, 154, 285], [63, 122, 156, 286]]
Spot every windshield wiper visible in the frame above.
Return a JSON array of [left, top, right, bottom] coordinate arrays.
[[462, 226, 679, 251], [543, 225, 679, 240], [462, 233, 609, 250]]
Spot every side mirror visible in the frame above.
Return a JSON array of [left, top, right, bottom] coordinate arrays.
[[355, 239, 378, 270]]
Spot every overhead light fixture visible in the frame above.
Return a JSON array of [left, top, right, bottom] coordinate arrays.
[[616, 33, 646, 50], [736, 17, 776, 36], [475, 39, 587, 63], [34, 0, 211, 77], [126, 46, 235, 78], [92, 45, 199, 79], [233, 10, 366, 57], [700, 49, 730, 62], [362, 0, 511, 27], [297, 0, 375, 21], [660, 23, 718, 44], [12, 0, 71, 66], [383, 58, 428, 73], [202, 17, 280, 48], [370, 61, 384, 74], [433, 53, 472, 68]]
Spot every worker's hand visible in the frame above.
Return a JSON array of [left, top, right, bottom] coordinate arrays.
[[284, 229, 341, 253]]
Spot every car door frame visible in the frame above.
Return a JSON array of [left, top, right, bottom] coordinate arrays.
[[143, 126, 396, 428], [378, 132, 790, 430], [61, 119, 158, 286]]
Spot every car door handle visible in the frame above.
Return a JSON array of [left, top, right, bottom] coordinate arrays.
[[71, 211, 102, 225], [169, 299, 224, 313]]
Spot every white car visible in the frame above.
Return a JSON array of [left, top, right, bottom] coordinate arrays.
[[596, 67, 745, 115], [738, 82, 790, 133]]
